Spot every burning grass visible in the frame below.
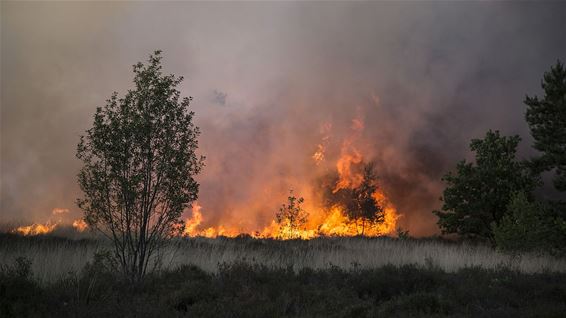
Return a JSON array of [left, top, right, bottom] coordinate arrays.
[[180, 117, 402, 240], [5, 117, 401, 243]]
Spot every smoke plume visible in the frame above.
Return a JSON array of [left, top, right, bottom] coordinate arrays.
[[2, 2, 565, 236]]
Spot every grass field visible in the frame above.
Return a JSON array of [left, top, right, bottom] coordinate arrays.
[[1, 232, 566, 317], [1, 232, 564, 284]]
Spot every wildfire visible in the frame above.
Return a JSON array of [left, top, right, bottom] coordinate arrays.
[[185, 203, 204, 235], [72, 219, 88, 232], [12, 222, 57, 236], [183, 116, 399, 240], [183, 203, 241, 238], [312, 144, 325, 165], [13, 114, 398, 241], [333, 144, 363, 192], [312, 122, 332, 166], [11, 207, 89, 235]]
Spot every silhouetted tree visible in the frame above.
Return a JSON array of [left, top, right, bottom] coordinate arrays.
[[76, 51, 204, 282], [434, 130, 539, 243], [493, 191, 566, 255], [525, 60, 566, 193], [276, 191, 309, 239], [330, 162, 385, 235]]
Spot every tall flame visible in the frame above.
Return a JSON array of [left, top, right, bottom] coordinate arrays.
[[13, 115, 398, 240], [183, 203, 241, 238], [183, 116, 399, 239]]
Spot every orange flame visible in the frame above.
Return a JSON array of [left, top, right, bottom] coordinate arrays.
[[333, 144, 363, 192], [72, 219, 88, 232], [12, 208, 91, 235], [183, 203, 241, 238], [184, 203, 203, 235], [183, 115, 399, 239], [13, 222, 57, 236]]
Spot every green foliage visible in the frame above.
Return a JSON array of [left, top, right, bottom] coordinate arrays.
[[434, 130, 539, 243], [76, 51, 204, 282], [525, 60, 566, 192], [493, 192, 566, 255], [276, 191, 309, 239]]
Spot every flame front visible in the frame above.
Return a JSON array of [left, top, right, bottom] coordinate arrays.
[[183, 203, 241, 238], [13, 222, 57, 236], [184, 116, 399, 239], [11, 207, 89, 235], [12, 116, 398, 240]]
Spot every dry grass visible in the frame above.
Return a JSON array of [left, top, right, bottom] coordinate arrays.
[[1, 234, 565, 284], [165, 237, 566, 274]]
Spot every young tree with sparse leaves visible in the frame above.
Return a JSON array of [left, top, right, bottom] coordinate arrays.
[[344, 163, 384, 235], [329, 162, 385, 236], [76, 51, 204, 282], [434, 130, 539, 243], [276, 191, 309, 239]]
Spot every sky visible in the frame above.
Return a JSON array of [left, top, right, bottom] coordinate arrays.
[[1, 2, 565, 236]]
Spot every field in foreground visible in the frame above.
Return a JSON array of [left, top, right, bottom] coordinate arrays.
[[1, 233, 566, 283], [1, 234, 566, 317]]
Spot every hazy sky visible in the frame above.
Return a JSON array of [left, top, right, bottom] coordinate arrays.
[[1, 2, 565, 235]]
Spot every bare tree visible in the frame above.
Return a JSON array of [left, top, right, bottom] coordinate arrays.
[[76, 51, 204, 282]]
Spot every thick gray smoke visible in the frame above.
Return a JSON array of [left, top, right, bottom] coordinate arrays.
[[2, 2, 565, 235]]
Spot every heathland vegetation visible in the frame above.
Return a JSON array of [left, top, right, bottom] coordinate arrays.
[[1, 234, 566, 317], [1, 53, 565, 317]]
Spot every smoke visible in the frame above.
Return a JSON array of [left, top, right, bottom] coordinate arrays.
[[2, 2, 565, 235]]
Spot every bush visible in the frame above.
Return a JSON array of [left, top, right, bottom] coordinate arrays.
[[434, 130, 539, 243], [0, 257, 45, 317], [493, 192, 566, 255]]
